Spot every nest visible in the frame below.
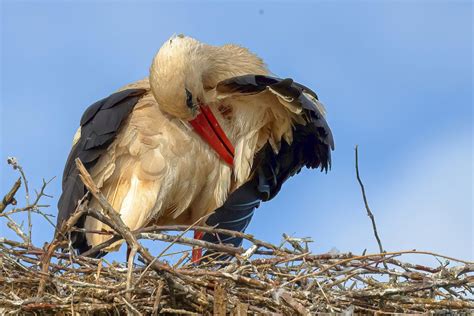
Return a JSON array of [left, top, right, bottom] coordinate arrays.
[[1, 157, 473, 315]]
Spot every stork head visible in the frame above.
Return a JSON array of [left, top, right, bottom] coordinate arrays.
[[149, 35, 208, 120], [149, 35, 268, 120]]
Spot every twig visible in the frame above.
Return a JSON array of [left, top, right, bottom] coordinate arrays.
[[135, 214, 211, 287], [1, 157, 473, 314], [8, 157, 32, 244], [126, 246, 138, 314], [5, 214, 28, 243], [355, 145, 385, 254], [213, 283, 226, 316], [0, 178, 21, 213], [152, 280, 164, 315], [37, 202, 89, 297], [121, 297, 142, 316]]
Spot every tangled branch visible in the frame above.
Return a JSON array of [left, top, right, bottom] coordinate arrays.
[[0, 157, 472, 315]]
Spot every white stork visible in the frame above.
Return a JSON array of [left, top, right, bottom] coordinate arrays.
[[57, 35, 334, 260]]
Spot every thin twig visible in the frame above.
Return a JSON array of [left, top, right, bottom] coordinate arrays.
[[8, 157, 32, 244], [1, 156, 473, 314], [355, 145, 385, 254]]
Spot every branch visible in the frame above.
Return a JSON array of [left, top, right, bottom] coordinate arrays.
[[2, 156, 472, 314], [0, 177, 21, 213], [354, 145, 385, 254]]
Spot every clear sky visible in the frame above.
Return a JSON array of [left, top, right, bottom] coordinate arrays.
[[1, 1, 472, 264]]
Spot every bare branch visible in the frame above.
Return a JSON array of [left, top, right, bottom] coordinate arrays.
[[0, 177, 21, 213], [0, 156, 472, 314], [355, 145, 385, 254]]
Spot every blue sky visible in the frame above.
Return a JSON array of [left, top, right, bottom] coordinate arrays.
[[1, 1, 472, 264]]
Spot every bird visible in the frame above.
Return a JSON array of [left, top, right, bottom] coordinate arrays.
[[56, 35, 334, 261]]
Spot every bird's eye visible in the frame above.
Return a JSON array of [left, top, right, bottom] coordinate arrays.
[[185, 88, 193, 109]]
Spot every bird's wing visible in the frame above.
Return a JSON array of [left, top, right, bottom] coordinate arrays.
[[201, 177, 260, 260], [216, 74, 334, 178], [216, 75, 324, 113], [200, 75, 335, 256], [57, 88, 147, 253]]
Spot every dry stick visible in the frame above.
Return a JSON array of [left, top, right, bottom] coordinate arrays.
[[5, 214, 28, 243], [140, 232, 242, 255], [0, 232, 474, 312], [83, 223, 285, 262], [0, 178, 21, 213], [0, 177, 56, 242], [140, 225, 288, 255], [3, 159, 472, 313], [31, 177, 56, 227], [121, 297, 143, 315], [173, 252, 189, 269], [159, 308, 199, 315], [279, 291, 311, 316], [354, 145, 385, 254], [152, 280, 164, 315], [233, 302, 248, 316], [135, 213, 212, 287], [125, 246, 138, 315], [4, 160, 54, 244], [12, 159, 32, 244], [81, 227, 244, 268], [308, 249, 473, 265], [213, 283, 227, 316], [277, 249, 474, 290], [155, 216, 208, 261], [36, 204, 89, 297]]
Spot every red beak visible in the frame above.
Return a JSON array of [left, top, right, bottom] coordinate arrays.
[[188, 104, 235, 166]]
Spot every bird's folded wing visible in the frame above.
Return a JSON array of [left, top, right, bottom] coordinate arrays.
[[57, 88, 147, 252]]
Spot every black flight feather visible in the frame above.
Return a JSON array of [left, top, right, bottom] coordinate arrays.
[[57, 88, 146, 254]]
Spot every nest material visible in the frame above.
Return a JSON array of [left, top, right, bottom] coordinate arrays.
[[0, 158, 473, 315], [1, 230, 473, 315]]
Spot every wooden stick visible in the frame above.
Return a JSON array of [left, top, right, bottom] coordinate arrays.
[[0, 177, 21, 213], [355, 145, 385, 254]]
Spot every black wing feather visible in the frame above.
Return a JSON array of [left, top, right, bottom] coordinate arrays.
[[218, 73, 334, 172], [57, 88, 146, 253]]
